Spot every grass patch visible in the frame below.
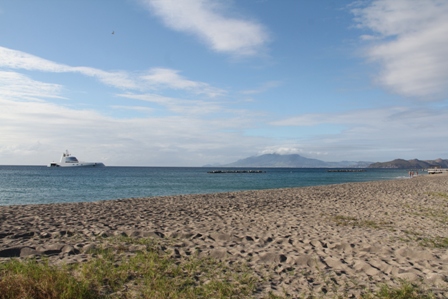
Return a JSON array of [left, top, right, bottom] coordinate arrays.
[[408, 206, 448, 224], [362, 280, 435, 299], [426, 192, 448, 200], [0, 236, 441, 299], [80, 247, 256, 298], [399, 230, 448, 249], [0, 259, 99, 299], [332, 215, 386, 229], [0, 237, 257, 299], [419, 236, 448, 249]]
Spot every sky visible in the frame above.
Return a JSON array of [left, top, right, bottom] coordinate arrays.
[[1, 0, 448, 166]]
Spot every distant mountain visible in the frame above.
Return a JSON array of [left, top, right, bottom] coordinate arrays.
[[368, 158, 448, 169], [220, 154, 371, 168], [206, 154, 448, 169]]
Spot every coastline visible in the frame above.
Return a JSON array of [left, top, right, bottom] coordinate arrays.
[[0, 166, 410, 206], [1, 174, 447, 297]]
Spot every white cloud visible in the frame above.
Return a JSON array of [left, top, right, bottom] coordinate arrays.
[[353, 0, 448, 100], [74, 67, 138, 90], [0, 46, 266, 166], [0, 46, 68, 72], [259, 147, 302, 155], [0, 46, 226, 97], [270, 105, 448, 133], [0, 47, 137, 89], [118, 92, 224, 116], [258, 146, 330, 159], [359, 34, 378, 41], [118, 92, 260, 122], [141, 68, 225, 97], [0, 71, 64, 101], [270, 107, 404, 127], [0, 45, 273, 165], [141, 0, 269, 56], [111, 105, 154, 113], [0, 95, 269, 166], [268, 105, 448, 161]]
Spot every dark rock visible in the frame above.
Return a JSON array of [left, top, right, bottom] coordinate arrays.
[[59, 230, 74, 237], [279, 254, 287, 263], [0, 247, 22, 257], [0, 232, 13, 239], [12, 232, 35, 239]]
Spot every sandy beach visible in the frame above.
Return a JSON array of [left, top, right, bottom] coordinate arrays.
[[1, 174, 447, 298]]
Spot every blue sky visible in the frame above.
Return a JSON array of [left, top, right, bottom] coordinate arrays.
[[1, 0, 448, 166]]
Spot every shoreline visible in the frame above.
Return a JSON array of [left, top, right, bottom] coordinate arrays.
[[1, 175, 447, 297], [0, 166, 413, 206], [1, 173, 418, 208]]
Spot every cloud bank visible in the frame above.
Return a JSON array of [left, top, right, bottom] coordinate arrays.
[[0, 71, 64, 101], [0, 46, 266, 166], [0, 46, 223, 97], [353, 0, 448, 100]]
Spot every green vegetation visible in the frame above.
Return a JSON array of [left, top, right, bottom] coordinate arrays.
[[0, 237, 256, 299], [0, 237, 440, 299], [406, 203, 448, 224], [426, 192, 448, 200], [0, 259, 97, 299], [399, 230, 448, 249], [419, 236, 448, 249], [362, 280, 435, 299], [331, 215, 387, 229]]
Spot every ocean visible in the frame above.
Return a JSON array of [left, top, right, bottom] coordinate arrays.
[[0, 166, 411, 206]]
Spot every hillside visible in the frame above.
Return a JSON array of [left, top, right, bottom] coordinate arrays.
[[368, 158, 448, 169], [222, 154, 371, 168]]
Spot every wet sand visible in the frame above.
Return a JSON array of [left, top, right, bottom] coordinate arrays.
[[1, 174, 447, 298]]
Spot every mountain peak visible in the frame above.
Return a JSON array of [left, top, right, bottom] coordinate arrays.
[[222, 154, 370, 168], [368, 158, 448, 168]]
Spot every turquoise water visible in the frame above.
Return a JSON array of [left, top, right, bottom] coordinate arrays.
[[0, 166, 411, 206]]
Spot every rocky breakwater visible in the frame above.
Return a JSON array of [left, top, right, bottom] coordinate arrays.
[[207, 169, 266, 173]]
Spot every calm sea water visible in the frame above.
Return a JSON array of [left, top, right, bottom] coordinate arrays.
[[0, 166, 411, 206]]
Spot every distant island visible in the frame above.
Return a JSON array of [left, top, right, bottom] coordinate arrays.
[[367, 158, 448, 169], [209, 153, 372, 168], [206, 154, 448, 169]]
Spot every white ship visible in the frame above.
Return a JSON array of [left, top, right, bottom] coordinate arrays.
[[48, 150, 105, 167]]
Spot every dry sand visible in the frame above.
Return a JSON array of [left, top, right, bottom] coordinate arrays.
[[1, 174, 448, 298]]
